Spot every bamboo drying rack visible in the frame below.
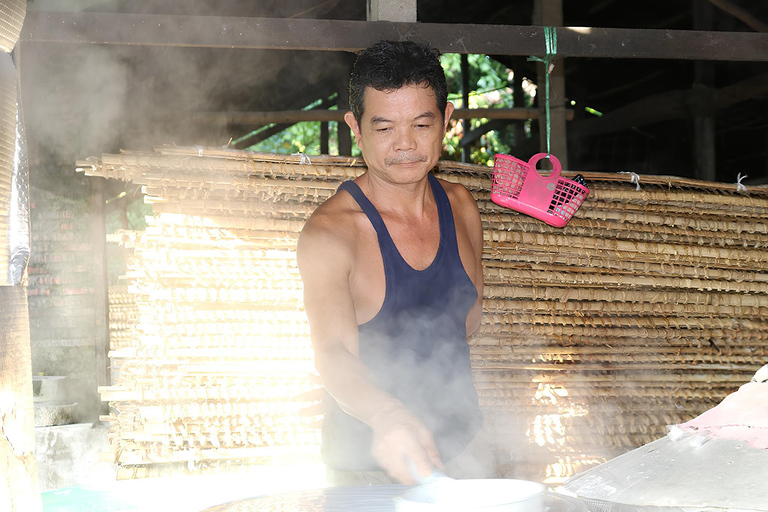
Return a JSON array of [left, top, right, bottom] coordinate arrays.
[[82, 147, 768, 481]]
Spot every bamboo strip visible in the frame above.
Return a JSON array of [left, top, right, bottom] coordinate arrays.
[[477, 389, 725, 404], [482, 214, 768, 247], [483, 247, 768, 273], [101, 153, 363, 181], [114, 444, 321, 466], [483, 259, 768, 285], [472, 371, 756, 383], [471, 344, 768, 357], [484, 231, 768, 264], [155, 212, 306, 231], [568, 198, 768, 220], [469, 361, 762, 372], [483, 285, 768, 308], [472, 354, 767, 367], [483, 268, 768, 295], [143, 175, 339, 196], [482, 298, 768, 318], [561, 208, 768, 234], [587, 187, 768, 208], [476, 323, 768, 341], [153, 145, 366, 168]]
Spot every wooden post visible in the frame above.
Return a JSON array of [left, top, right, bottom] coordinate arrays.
[[693, 1, 717, 181], [367, 0, 417, 22], [362, 0, 417, 157], [461, 54, 470, 162], [337, 75, 352, 156], [320, 121, 329, 155], [0, 286, 41, 512], [534, 0, 568, 168], [90, 177, 111, 404], [512, 58, 526, 152]]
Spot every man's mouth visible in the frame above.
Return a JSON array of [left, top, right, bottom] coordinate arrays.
[[385, 155, 428, 166]]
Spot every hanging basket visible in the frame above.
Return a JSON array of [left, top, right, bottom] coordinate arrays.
[[491, 153, 589, 228]]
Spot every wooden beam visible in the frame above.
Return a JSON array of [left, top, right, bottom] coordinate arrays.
[[336, 76, 352, 156], [89, 177, 111, 412], [572, 72, 768, 137], [19, 11, 768, 61], [460, 119, 510, 147], [195, 110, 345, 124], [707, 0, 768, 32], [368, 0, 416, 23], [461, 53, 470, 162], [229, 96, 339, 149], [231, 123, 291, 149], [693, 1, 717, 182], [192, 107, 574, 126], [715, 71, 768, 109], [535, 0, 567, 165]]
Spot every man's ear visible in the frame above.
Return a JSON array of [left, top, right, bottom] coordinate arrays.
[[443, 102, 455, 131], [344, 111, 361, 141]]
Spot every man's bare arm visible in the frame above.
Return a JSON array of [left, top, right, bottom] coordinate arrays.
[[297, 211, 441, 483], [448, 184, 485, 337]]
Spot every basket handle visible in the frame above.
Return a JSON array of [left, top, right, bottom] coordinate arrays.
[[528, 153, 562, 180]]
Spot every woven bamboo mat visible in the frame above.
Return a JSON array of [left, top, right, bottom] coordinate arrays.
[[84, 147, 768, 482]]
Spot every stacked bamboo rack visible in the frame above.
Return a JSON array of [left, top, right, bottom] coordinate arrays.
[[85, 147, 768, 481], [108, 284, 139, 352]]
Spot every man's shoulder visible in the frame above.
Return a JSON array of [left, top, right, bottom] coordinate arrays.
[[435, 177, 479, 212], [298, 189, 362, 255]]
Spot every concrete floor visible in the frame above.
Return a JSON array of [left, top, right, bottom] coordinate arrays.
[[34, 423, 328, 511], [41, 467, 329, 512], [35, 422, 116, 493]]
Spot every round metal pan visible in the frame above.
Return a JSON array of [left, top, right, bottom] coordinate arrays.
[[393, 478, 547, 512]]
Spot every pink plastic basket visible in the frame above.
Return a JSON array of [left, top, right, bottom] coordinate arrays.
[[491, 153, 589, 228]]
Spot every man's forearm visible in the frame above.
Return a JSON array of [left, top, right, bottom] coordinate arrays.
[[314, 342, 405, 426]]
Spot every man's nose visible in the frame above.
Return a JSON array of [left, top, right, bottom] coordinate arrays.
[[394, 128, 416, 151]]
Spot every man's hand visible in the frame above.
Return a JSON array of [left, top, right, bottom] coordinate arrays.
[[370, 404, 443, 485]]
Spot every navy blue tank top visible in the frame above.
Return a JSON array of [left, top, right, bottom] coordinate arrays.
[[321, 173, 483, 471]]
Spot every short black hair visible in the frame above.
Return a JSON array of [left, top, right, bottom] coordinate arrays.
[[348, 40, 448, 124]]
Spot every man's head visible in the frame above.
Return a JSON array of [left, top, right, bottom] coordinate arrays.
[[348, 40, 448, 125]]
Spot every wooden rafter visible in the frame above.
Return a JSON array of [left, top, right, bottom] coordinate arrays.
[[191, 107, 573, 126], [707, 0, 768, 32], [20, 11, 768, 62], [572, 72, 768, 137]]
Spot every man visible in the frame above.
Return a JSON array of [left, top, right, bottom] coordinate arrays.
[[297, 40, 496, 486]]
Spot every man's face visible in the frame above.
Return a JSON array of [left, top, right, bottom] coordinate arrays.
[[344, 84, 453, 185]]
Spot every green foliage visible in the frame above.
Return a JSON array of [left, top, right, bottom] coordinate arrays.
[[246, 55, 532, 165], [249, 121, 338, 155], [443, 54, 530, 165], [105, 196, 152, 285], [105, 196, 151, 233]]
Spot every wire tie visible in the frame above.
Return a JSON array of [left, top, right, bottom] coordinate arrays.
[[292, 152, 312, 165], [619, 171, 641, 191], [736, 172, 748, 193]]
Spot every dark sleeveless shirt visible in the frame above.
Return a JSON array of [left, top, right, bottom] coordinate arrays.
[[321, 173, 483, 471]]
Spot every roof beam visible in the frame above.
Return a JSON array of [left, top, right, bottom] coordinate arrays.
[[190, 107, 573, 126], [707, 0, 768, 32], [572, 71, 768, 137], [20, 11, 768, 61]]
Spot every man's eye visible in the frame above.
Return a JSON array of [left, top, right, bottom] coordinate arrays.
[[376, 127, 392, 133]]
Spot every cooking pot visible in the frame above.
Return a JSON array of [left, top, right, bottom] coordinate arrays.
[[394, 478, 547, 512]]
